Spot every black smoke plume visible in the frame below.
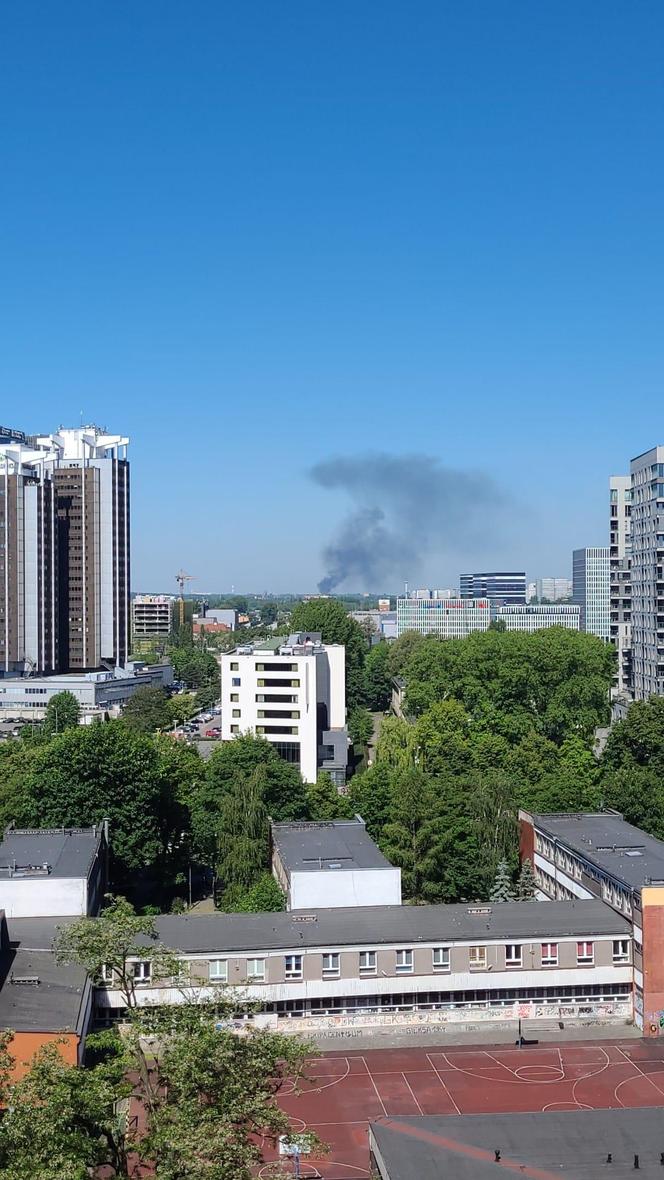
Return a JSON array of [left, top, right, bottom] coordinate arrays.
[[310, 453, 506, 593]]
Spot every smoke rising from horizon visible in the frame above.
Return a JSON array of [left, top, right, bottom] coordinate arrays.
[[310, 453, 507, 593]]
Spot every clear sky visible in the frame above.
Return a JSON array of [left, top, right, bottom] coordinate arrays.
[[2, 2, 663, 593]]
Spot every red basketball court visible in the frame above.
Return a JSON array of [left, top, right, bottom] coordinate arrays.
[[265, 1040, 664, 1178]]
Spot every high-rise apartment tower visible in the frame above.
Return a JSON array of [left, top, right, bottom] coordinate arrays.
[[630, 447, 664, 700], [572, 548, 610, 641], [609, 475, 632, 698]]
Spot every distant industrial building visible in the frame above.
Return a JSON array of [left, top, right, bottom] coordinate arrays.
[[460, 572, 526, 607], [396, 597, 491, 639], [572, 547, 610, 640], [496, 604, 580, 633], [132, 595, 174, 643], [271, 818, 401, 910], [0, 661, 173, 719], [220, 633, 347, 784]]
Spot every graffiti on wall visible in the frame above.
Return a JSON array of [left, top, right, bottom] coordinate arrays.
[[281, 1000, 632, 1035]]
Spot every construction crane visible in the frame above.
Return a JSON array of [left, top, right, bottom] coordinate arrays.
[[175, 570, 195, 627]]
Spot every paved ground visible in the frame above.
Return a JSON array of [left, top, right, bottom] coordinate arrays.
[[267, 1040, 664, 1178]]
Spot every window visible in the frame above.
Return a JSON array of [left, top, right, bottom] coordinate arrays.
[[577, 941, 594, 965], [469, 946, 487, 970], [230, 693, 239, 702], [285, 955, 303, 980], [209, 959, 228, 981], [247, 959, 265, 981], [131, 961, 152, 983], [541, 943, 558, 966], [359, 950, 377, 976], [505, 944, 522, 968], [322, 953, 340, 979], [100, 963, 113, 982], [396, 949, 413, 974], [232, 709, 241, 718], [230, 662, 239, 671], [613, 939, 630, 963], [232, 678, 241, 687], [433, 947, 450, 972], [230, 725, 239, 734]]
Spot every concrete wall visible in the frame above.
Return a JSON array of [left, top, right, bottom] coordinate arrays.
[[0, 876, 87, 918]]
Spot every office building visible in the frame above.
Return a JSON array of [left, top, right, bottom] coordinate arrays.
[[0, 425, 130, 674], [132, 595, 174, 643], [0, 442, 58, 674], [271, 818, 401, 910], [610, 475, 632, 698], [572, 547, 610, 640], [460, 572, 526, 607], [629, 446, 664, 700], [96, 898, 632, 1033], [220, 633, 347, 785], [535, 577, 573, 602], [496, 604, 580, 633], [520, 807, 664, 1034], [396, 597, 491, 639]]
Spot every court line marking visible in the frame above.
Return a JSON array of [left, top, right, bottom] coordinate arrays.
[[426, 1051, 463, 1115], [571, 1046, 610, 1108], [401, 1071, 425, 1115], [615, 1045, 664, 1101], [362, 1056, 388, 1118]]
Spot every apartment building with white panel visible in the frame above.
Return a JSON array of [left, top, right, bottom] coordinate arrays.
[[610, 474, 633, 698], [630, 446, 664, 700], [220, 633, 347, 784], [396, 597, 491, 638], [496, 604, 580, 632]]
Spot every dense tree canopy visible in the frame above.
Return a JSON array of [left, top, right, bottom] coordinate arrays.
[[290, 598, 368, 709], [42, 690, 80, 737]]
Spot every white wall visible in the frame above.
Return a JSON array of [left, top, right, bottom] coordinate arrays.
[[0, 876, 87, 918], [290, 868, 402, 910]]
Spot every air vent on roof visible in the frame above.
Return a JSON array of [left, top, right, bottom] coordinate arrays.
[[467, 906, 492, 915], [291, 914, 317, 923], [10, 975, 40, 986]]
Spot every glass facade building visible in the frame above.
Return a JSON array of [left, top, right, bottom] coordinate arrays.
[[459, 572, 526, 607], [396, 597, 491, 638], [572, 547, 610, 641]]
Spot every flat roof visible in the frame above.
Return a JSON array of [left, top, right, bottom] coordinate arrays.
[[532, 811, 664, 890], [271, 819, 393, 874], [0, 917, 89, 1034], [150, 899, 628, 955], [0, 827, 102, 880], [370, 1108, 664, 1180]]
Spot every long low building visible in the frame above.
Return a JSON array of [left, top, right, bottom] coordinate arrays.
[[0, 660, 174, 718], [96, 899, 633, 1033]]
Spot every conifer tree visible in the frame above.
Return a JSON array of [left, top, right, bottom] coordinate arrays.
[[490, 859, 515, 902], [516, 857, 537, 900]]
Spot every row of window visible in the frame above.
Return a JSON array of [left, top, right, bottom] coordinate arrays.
[[534, 834, 633, 915], [119, 939, 631, 986]]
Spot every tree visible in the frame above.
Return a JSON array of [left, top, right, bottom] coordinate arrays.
[[602, 696, 664, 775], [203, 734, 308, 822], [364, 641, 392, 711], [170, 646, 219, 694], [516, 857, 537, 900], [17, 721, 190, 890], [348, 706, 373, 747], [38, 899, 321, 1179], [121, 685, 172, 734], [223, 872, 286, 913], [490, 859, 515, 902], [42, 690, 80, 737], [290, 598, 368, 710], [215, 770, 270, 891], [306, 772, 353, 821], [374, 715, 417, 773], [166, 693, 197, 726]]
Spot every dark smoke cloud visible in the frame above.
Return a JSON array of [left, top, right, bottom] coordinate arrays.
[[310, 453, 507, 593]]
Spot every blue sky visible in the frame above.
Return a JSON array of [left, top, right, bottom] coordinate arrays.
[[1, 2, 663, 592]]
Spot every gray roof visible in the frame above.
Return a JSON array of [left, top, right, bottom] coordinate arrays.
[[533, 811, 664, 890], [0, 827, 102, 880], [370, 1109, 664, 1180], [271, 819, 393, 874], [151, 899, 628, 955], [0, 917, 89, 1034]]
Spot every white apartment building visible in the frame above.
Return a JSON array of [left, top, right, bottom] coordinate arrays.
[[396, 597, 491, 638], [630, 447, 664, 699], [610, 475, 632, 698], [497, 604, 580, 633], [572, 548, 610, 640], [220, 633, 347, 785]]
